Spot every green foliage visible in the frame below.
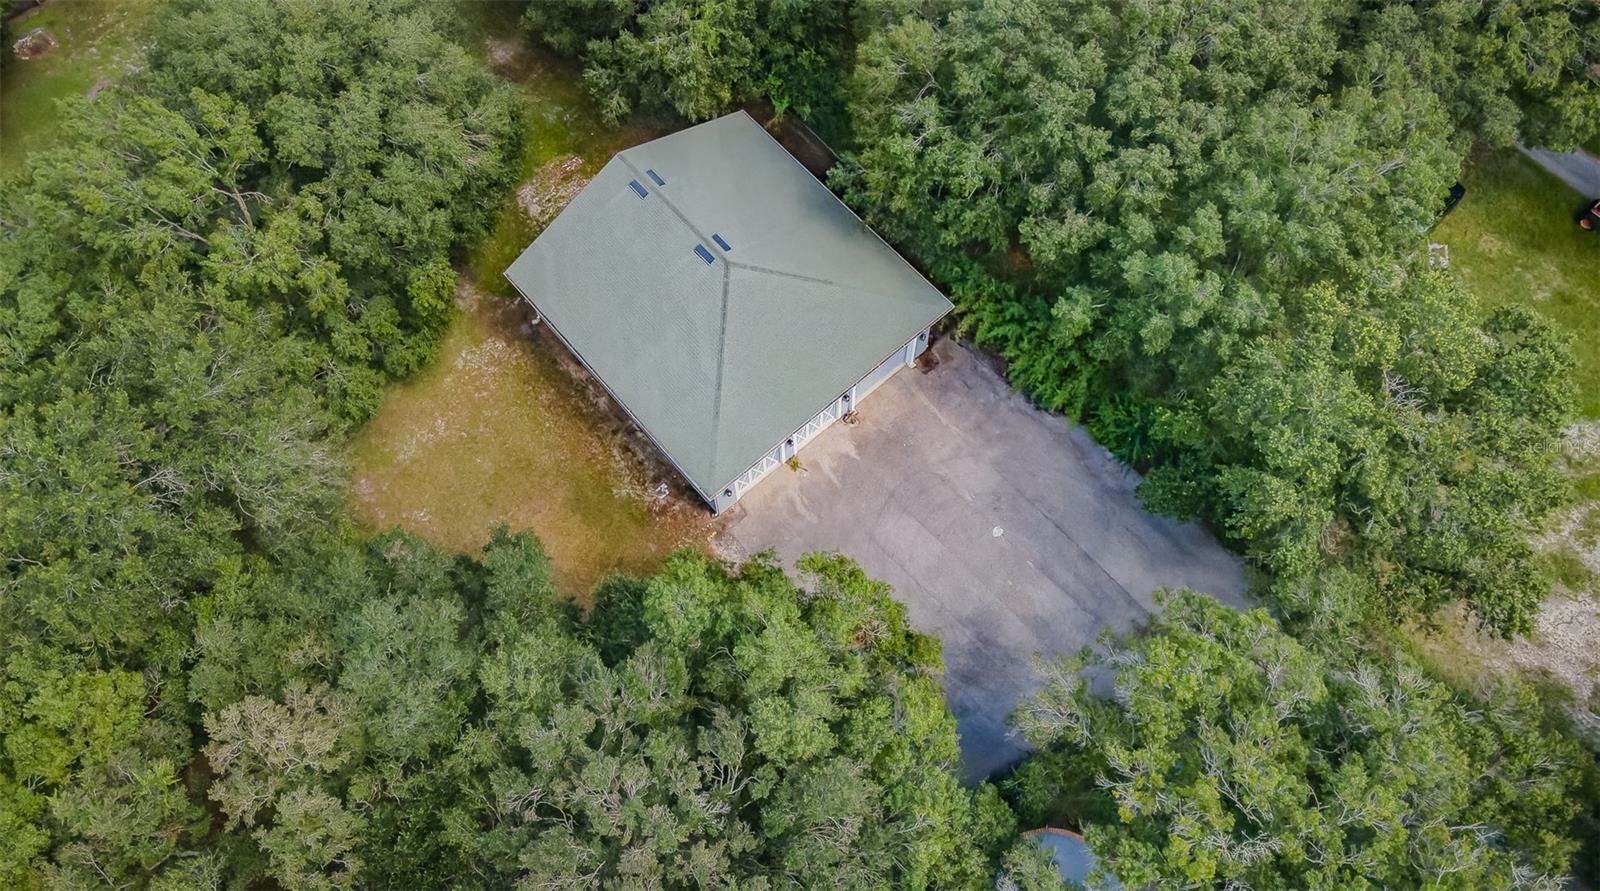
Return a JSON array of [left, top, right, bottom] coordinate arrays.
[[525, 0, 854, 127], [1418, 0, 1600, 149], [477, 547, 1006, 886], [585, 0, 757, 122], [1085, 394, 1163, 469], [1012, 592, 1588, 889], [0, 657, 205, 887], [0, 0, 522, 883], [1140, 281, 1572, 631], [585, 573, 653, 664], [522, 0, 640, 56], [205, 685, 363, 889], [405, 258, 459, 331], [184, 532, 1007, 887], [8, 0, 523, 421], [6, 0, 1596, 884], [998, 838, 1070, 891], [144, 0, 523, 400]]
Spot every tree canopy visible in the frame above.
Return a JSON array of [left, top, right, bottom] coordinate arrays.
[[524, 0, 855, 131], [177, 532, 1010, 889], [1010, 592, 1588, 889], [0, 0, 519, 883]]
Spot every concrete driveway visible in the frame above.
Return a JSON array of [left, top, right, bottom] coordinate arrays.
[[719, 339, 1247, 779], [1520, 146, 1600, 198]]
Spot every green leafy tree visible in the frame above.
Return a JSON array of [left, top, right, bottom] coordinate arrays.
[[474, 548, 1012, 887], [523, 0, 642, 56], [189, 532, 489, 888], [1139, 278, 1571, 631], [205, 685, 363, 889], [0, 658, 204, 887], [1408, 0, 1600, 148], [998, 838, 1070, 891], [526, 0, 854, 128], [585, 0, 758, 122], [1011, 592, 1587, 889], [1, 0, 523, 421], [0, 0, 520, 883], [186, 530, 1011, 887]]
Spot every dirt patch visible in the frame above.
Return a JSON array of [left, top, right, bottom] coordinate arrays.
[[516, 154, 587, 228], [12, 26, 57, 60], [1507, 596, 1600, 705], [1565, 419, 1600, 465], [485, 36, 534, 82], [529, 313, 705, 511], [453, 278, 705, 510], [1427, 598, 1600, 745]]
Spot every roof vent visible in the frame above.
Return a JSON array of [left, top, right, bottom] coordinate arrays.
[[628, 179, 648, 199], [711, 233, 732, 251], [693, 244, 715, 265], [646, 169, 666, 186]]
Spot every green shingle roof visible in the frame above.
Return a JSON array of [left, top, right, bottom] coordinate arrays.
[[504, 111, 951, 499]]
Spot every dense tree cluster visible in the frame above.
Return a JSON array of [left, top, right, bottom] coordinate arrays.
[[524, 0, 855, 132], [1010, 593, 1588, 889], [0, 0, 521, 882], [189, 536, 1008, 888]]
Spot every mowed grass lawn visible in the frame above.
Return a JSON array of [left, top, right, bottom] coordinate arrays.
[[1433, 148, 1600, 418], [1, 0, 162, 169], [351, 5, 707, 600]]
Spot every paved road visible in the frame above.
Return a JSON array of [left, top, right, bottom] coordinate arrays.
[[720, 339, 1247, 780], [1519, 146, 1600, 198]]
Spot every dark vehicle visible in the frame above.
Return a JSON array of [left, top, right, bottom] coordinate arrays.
[[1428, 182, 1467, 232], [1441, 181, 1468, 217]]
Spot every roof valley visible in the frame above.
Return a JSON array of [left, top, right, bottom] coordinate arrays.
[[614, 154, 738, 477], [706, 260, 733, 480]]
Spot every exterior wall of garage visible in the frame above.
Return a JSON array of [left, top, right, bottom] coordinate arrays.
[[709, 328, 932, 514]]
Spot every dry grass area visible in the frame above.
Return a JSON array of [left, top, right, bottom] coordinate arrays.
[[348, 11, 712, 601], [349, 282, 713, 602], [1415, 596, 1600, 745]]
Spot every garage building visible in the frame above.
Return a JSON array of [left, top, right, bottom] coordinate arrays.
[[504, 111, 951, 513]]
